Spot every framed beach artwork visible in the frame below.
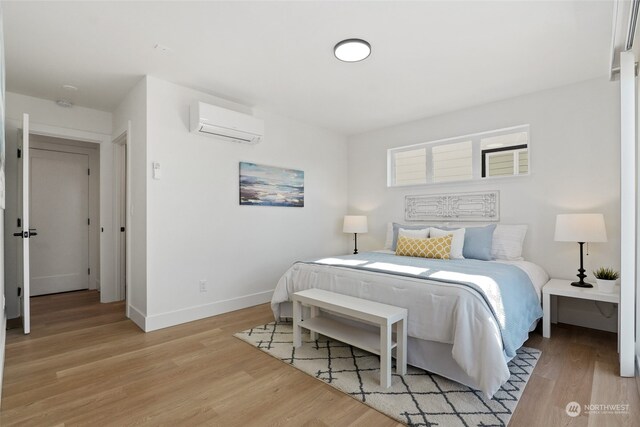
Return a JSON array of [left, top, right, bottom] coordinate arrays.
[[239, 162, 304, 207]]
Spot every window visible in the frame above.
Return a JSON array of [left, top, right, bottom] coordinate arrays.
[[388, 125, 529, 187], [392, 148, 427, 186], [480, 131, 528, 178], [483, 148, 528, 177]]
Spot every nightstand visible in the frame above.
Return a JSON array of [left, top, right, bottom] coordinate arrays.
[[542, 278, 620, 338]]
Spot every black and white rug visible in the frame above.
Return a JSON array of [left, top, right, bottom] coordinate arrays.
[[235, 321, 540, 427]]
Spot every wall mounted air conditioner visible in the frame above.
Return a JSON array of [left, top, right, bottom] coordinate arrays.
[[190, 101, 264, 144]]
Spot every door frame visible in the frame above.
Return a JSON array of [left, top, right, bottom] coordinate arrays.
[[7, 118, 117, 304], [112, 129, 131, 315]]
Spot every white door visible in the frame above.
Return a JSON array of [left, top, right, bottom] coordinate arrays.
[[29, 148, 90, 296], [16, 114, 30, 334]]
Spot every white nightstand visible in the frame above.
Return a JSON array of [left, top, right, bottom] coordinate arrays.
[[542, 278, 620, 339]]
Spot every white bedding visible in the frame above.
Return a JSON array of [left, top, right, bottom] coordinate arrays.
[[374, 249, 548, 300], [270, 252, 548, 397]]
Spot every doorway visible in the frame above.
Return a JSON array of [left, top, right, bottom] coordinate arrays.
[[28, 134, 100, 296]]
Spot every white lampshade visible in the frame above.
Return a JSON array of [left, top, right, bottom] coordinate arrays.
[[554, 213, 607, 243], [343, 215, 368, 233]]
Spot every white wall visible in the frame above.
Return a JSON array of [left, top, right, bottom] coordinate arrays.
[[112, 77, 148, 327], [4, 92, 113, 318], [347, 77, 620, 332], [0, 209, 6, 403], [143, 76, 348, 330]]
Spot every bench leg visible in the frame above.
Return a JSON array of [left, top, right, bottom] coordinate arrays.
[[309, 306, 319, 341], [396, 318, 407, 376], [293, 300, 302, 348], [380, 323, 392, 388]]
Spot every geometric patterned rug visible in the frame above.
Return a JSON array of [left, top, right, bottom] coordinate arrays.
[[234, 321, 541, 427]]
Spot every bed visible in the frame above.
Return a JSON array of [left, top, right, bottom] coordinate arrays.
[[271, 238, 548, 398]]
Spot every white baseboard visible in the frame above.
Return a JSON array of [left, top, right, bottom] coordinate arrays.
[[144, 290, 273, 332], [127, 304, 147, 331]]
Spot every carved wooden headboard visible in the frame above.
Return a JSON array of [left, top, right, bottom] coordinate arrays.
[[405, 191, 499, 222]]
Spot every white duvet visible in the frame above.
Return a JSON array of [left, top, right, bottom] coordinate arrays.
[[270, 253, 548, 397]]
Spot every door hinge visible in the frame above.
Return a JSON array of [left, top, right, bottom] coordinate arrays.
[[17, 148, 21, 159], [121, 227, 125, 232], [88, 268, 90, 275], [88, 218, 90, 226], [17, 218, 21, 228], [88, 168, 90, 176]]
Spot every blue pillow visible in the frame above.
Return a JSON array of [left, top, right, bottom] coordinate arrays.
[[391, 222, 432, 251], [462, 224, 497, 261]]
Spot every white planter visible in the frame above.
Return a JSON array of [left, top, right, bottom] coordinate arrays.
[[596, 279, 617, 293]]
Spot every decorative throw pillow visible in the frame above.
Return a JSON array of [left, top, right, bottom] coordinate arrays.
[[492, 224, 528, 260], [391, 223, 433, 250], [398, 227, 429, 240], [430, 227, 465, 259], [395, 235, 453, 260], [462, 224, 497, 261]]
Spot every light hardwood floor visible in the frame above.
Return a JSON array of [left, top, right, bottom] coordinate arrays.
[[1, 291, 638, 426]]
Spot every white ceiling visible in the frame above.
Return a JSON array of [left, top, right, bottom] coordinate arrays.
[[3, 1, 613, 136]]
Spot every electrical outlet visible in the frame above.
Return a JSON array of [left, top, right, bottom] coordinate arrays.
[[199, 280, 207, 293]]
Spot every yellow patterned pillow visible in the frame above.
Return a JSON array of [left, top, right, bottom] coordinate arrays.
[[395, 234, 453, 260]]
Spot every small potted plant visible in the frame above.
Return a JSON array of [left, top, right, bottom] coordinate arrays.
[[592, 267, 619, 293]]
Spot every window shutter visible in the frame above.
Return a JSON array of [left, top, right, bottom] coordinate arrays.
[[394, 148, 427, 185], [432, 141, 473, 183]]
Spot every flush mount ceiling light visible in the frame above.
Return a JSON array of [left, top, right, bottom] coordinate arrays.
[[334, 38, 371, 62]]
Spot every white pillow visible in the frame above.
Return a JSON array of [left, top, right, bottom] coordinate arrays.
[[398, 227, 429, 240], [430, 227, 465, 259], [492, 224, 528, 260], [384, 222, 394, 250]]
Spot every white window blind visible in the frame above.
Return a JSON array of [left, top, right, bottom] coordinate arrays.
[[393, 148, 427, 186], [432, 141, 473, 182]]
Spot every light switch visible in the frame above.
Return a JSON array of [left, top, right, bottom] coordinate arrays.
[[152, 161, 161, 180]]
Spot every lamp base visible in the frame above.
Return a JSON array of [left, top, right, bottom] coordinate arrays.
[[570, 242, 592, 288], [353, 233, 358, 255], [570, 281, 593, 288]]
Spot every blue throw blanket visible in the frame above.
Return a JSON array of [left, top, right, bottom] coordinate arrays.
[[301, 252, 542, 359]]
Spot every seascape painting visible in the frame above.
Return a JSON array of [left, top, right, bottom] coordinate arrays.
[[239, 162, 304, 207]]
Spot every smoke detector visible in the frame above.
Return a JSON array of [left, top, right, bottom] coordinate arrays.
[[55, 84, 78, 108], [55, 99, 73, 108]]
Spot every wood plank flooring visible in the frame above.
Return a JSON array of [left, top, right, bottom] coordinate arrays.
[[1, 291, 638, 426]]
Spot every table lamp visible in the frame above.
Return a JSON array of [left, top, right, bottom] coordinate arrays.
[[343, 215, 368, 255], [554, 213, 607, 287]]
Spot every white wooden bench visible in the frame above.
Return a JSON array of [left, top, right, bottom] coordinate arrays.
[[292, 288, 407, 388]]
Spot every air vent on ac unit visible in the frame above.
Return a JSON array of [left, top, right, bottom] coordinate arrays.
[[190, 101, 264, 144]]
